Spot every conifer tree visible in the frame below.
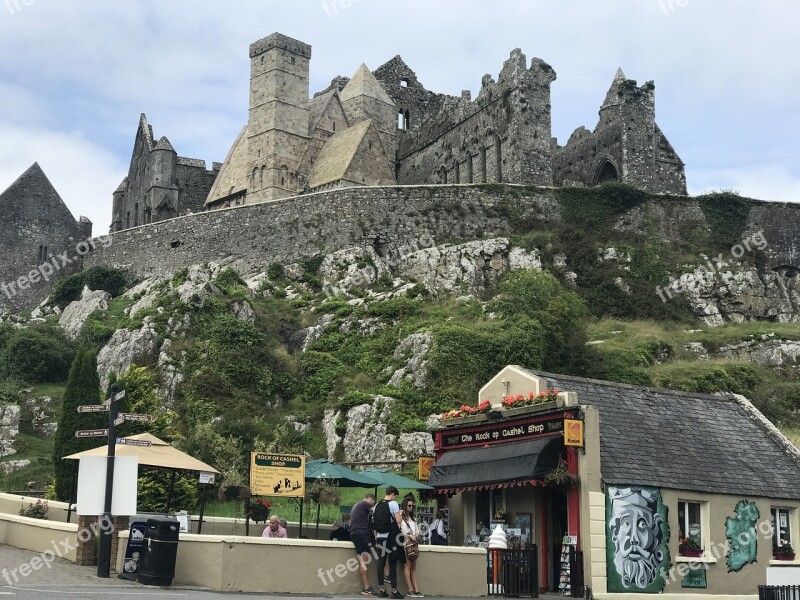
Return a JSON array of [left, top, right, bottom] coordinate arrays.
[[52, 349, 105, 500]]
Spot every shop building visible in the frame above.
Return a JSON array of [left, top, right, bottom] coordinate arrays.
[[429, 366, 800, 597]]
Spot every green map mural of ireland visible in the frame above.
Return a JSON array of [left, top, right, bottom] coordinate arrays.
[[726, 500, 759, 573]]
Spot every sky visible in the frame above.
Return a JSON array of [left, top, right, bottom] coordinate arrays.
[[0, 0, 798, 232]]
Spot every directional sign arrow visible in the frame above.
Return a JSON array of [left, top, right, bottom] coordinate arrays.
[[102, 389, 126, 406], [115, 439, 152, 447], [77, 405, 111, 413], [113, 416, 125, 426], [75, 428, 109, 438], [119, 413, 155, 423]]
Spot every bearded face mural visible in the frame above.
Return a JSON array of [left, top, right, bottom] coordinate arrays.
[[606, 486, 670, 593]]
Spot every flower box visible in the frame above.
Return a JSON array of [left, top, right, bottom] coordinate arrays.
[[679, 549, 704, 558], [440, 413, 489, 427], [501, 401, 558, 418], [774, 553, 796, 561]]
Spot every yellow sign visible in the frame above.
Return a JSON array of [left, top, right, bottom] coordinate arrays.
[[250, 452, 306, 497], [418, 457, 435, 482], [564, 419, 584, 447]]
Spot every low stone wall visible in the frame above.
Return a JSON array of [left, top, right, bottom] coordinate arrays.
[[0, 492, 72, 523], [0, 512, 78, 562], [115, 530, 487, 595]]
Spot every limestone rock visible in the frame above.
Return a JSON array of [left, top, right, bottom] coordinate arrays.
[[328, 395, 434, 463], [97, 319, 160, 390], [387, 332, 432, 389], [0, 405, 20, 458], [231, 300, 256, 323], [397, 238, 540, 295], [58, 286, 110, 340], [0, 459, 31, 474], [712, 336, 800, 367], [157, 339, 184, 408], [176, 265, 219, 308], [318, 247, 389, 294], [290, 314, 334, 352], [25, 396, 57, 437]]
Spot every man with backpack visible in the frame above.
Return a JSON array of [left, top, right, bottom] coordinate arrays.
[[372, 486, 403, 599]]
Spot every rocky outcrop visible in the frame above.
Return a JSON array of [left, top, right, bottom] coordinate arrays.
[[230, 300, 256, 323], [319, 247, 390, 293], [667, 264, 800, 326], [290, 314, 335, 352], [177, 265, 220, 308], [685, 335, 800, 367], [387, 332, 432, 389], [58, 287, 110, 339], [396, 238, 541, 296], [0, 405, 20, 458], [25, 396, 57, 437], [0, 459, 31, 475], [97, 319, 160, 390], [324, 395, 434, 463]]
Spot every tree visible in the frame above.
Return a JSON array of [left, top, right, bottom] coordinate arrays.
[[52, 349, 105, 500], [490, 270, 589, 373]]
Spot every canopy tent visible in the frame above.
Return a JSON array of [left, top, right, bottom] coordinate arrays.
[[64, 433, 219, 531], [301, 459, 382, 537], [304, 459, 382, 487], [361, 468, 434, 496]]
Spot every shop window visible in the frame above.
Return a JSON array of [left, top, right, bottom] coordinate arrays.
[[678, 500, 707, 555], [772, 507, 793, 552]]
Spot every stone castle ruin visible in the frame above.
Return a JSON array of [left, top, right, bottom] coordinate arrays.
[[110, 32, 687, 231]]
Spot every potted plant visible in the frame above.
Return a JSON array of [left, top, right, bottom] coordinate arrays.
[[439, 401, 491, 425], [774, 542, 796, 561], [542, 459, 579, 488], [245, 496, 271, 523], [501, 389, 560, 415], [679, 537, 703, 558], [19, 499, 49, 520]]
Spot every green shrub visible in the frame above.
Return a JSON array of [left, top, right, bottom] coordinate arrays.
[[51, 267, 128, 307], [1, 326, 75, 383], [267, 263, 285, 281]]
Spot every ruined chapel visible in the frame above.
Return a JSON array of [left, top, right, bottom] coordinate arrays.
[[110, 32, 687, 232]]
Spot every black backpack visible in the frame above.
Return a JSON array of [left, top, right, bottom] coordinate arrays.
[[371, 500, 392, 534]]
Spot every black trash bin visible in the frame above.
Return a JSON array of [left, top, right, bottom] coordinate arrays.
[[137, 517, 180, 586]]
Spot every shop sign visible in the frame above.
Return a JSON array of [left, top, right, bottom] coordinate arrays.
[[681, 568, 707, 588], [418, 457, 434, 481], [441, 414, 568, 448], [249, 452, 305, 497], [564, 419, 584, 447]]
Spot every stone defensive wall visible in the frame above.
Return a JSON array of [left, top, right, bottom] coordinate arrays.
[[73, 183, 800, 285]]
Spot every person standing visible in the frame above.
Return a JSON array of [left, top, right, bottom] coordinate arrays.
[[374, 486, 403, 599], [429, 510, 448, 546], [400, 497, 423, 597], [350, 493, 377, 596], [262, 515, 288, 538]]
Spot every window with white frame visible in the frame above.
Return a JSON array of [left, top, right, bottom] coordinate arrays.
[[772, 507, 792, 550], [678, 500, 704, 551]]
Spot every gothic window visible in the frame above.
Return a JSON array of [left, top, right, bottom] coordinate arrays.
[[595, 159, 619, 185], [134, 203, 139, 227], [405, 110, 410, 129], [261, 166, 267, 189], [126, 211, 130, 229], [281, 165, 288, 187], [455, 161, 460, 184], [333, 121, 336, 132], [398, 112, 406, 130], [440, 167, 448, 184], [253, 167, 260, 190], [481, 147, 488, 183], [468, 154, 474, 184], [37, 245, 48, 262]]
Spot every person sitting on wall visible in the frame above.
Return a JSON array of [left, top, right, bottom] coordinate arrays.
[[330, 520, 351, 541], [262, 515, 288, 538]]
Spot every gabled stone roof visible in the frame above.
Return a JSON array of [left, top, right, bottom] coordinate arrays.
[[307, 119, 373, 189], [340, 64, 395, 106], [204, 125, 249, 206], [524, 368, 800, 500], [0, 162, 78, 222], [601, 67, 627, 110], [153, 136, 176, 152]]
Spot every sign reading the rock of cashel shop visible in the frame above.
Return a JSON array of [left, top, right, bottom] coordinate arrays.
[[249, 452, 305, 497], [440, 413, 572, 449]]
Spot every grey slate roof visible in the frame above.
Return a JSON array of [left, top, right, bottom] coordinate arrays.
[[525, 369, 800, 500]]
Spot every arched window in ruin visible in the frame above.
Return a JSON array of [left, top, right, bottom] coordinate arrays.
[[281, 165, 288, 187], [252, 167, 260, 190], [595, 158, 619, 185], [261, 166, 267, 189], [405, 110, 410, 129], [440, 167, 448, 184], [126, 211, 130, 229], [495, 136, 503, 183], [454, 161, 460, 184], [398, 111, 407, 130], [481, 147, 488, 183], [134, 203, 139, 227], [467, 154, 474, 184]]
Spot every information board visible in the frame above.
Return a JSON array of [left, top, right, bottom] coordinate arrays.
[[249, 452, 305, 497]]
